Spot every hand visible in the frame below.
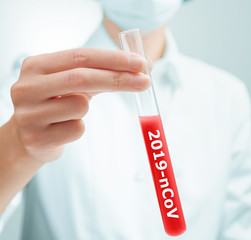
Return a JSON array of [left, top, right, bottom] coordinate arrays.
[[10, 48, 150, 163]]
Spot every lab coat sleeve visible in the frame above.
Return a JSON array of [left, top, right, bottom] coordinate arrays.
[[220, 84, 251, 240], [0, 193, 22, 236], [0, 77, 22, 236], [0, 76, 15, 125]]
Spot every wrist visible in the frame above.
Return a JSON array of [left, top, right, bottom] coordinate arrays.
[[0, 117, 44, 212], [0, 117, 44, 173]]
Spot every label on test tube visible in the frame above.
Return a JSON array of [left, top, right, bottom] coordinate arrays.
[[139, 114, 186, 236]]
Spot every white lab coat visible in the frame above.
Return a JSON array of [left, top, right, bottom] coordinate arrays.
[[0, 2, 251, 240]]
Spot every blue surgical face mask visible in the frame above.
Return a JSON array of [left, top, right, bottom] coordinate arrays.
[[98, 0, 182, 30]]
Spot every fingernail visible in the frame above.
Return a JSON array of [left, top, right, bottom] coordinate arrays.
[[133, 73, 151, 90], [129, 55, 147, 72]]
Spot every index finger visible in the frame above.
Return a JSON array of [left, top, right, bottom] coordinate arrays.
[[30, 48, 147, 74]]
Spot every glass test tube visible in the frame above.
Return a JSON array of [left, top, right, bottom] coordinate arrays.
[[119, 29, 186, 236]]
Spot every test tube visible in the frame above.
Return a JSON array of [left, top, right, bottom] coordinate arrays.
[[119, 29, 186, 236]]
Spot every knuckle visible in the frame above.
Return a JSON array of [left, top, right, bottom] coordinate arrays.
[[10, 83, 19, 105], [66, 69, 85, 88], [11, 82, 25, 105], [72, 48, 90, 66], [112, 72, 122, 90], [21, 56, 36, 72], [11, 81, 35, 107]]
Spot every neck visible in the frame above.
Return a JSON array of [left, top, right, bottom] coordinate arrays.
[[103, 17, 167, 63]]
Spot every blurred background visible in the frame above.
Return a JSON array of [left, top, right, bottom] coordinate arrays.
[[170, 0, 251, 95], [0, 0, 250, 239]]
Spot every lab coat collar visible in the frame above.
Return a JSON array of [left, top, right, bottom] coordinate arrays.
[[154, 27, 182, 89], [163, 28, 180, 61]]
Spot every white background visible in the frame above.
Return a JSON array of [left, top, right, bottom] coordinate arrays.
[[0, 0, 250, 239]]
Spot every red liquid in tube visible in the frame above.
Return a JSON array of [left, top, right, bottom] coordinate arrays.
[[139, 115, 186, 236]]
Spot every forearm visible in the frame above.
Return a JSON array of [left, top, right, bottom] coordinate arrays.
[[0, 117, 44, 213]]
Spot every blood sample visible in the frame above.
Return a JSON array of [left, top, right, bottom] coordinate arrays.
[[139, 114, 186, 236], [119, 29, 186, 236]]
